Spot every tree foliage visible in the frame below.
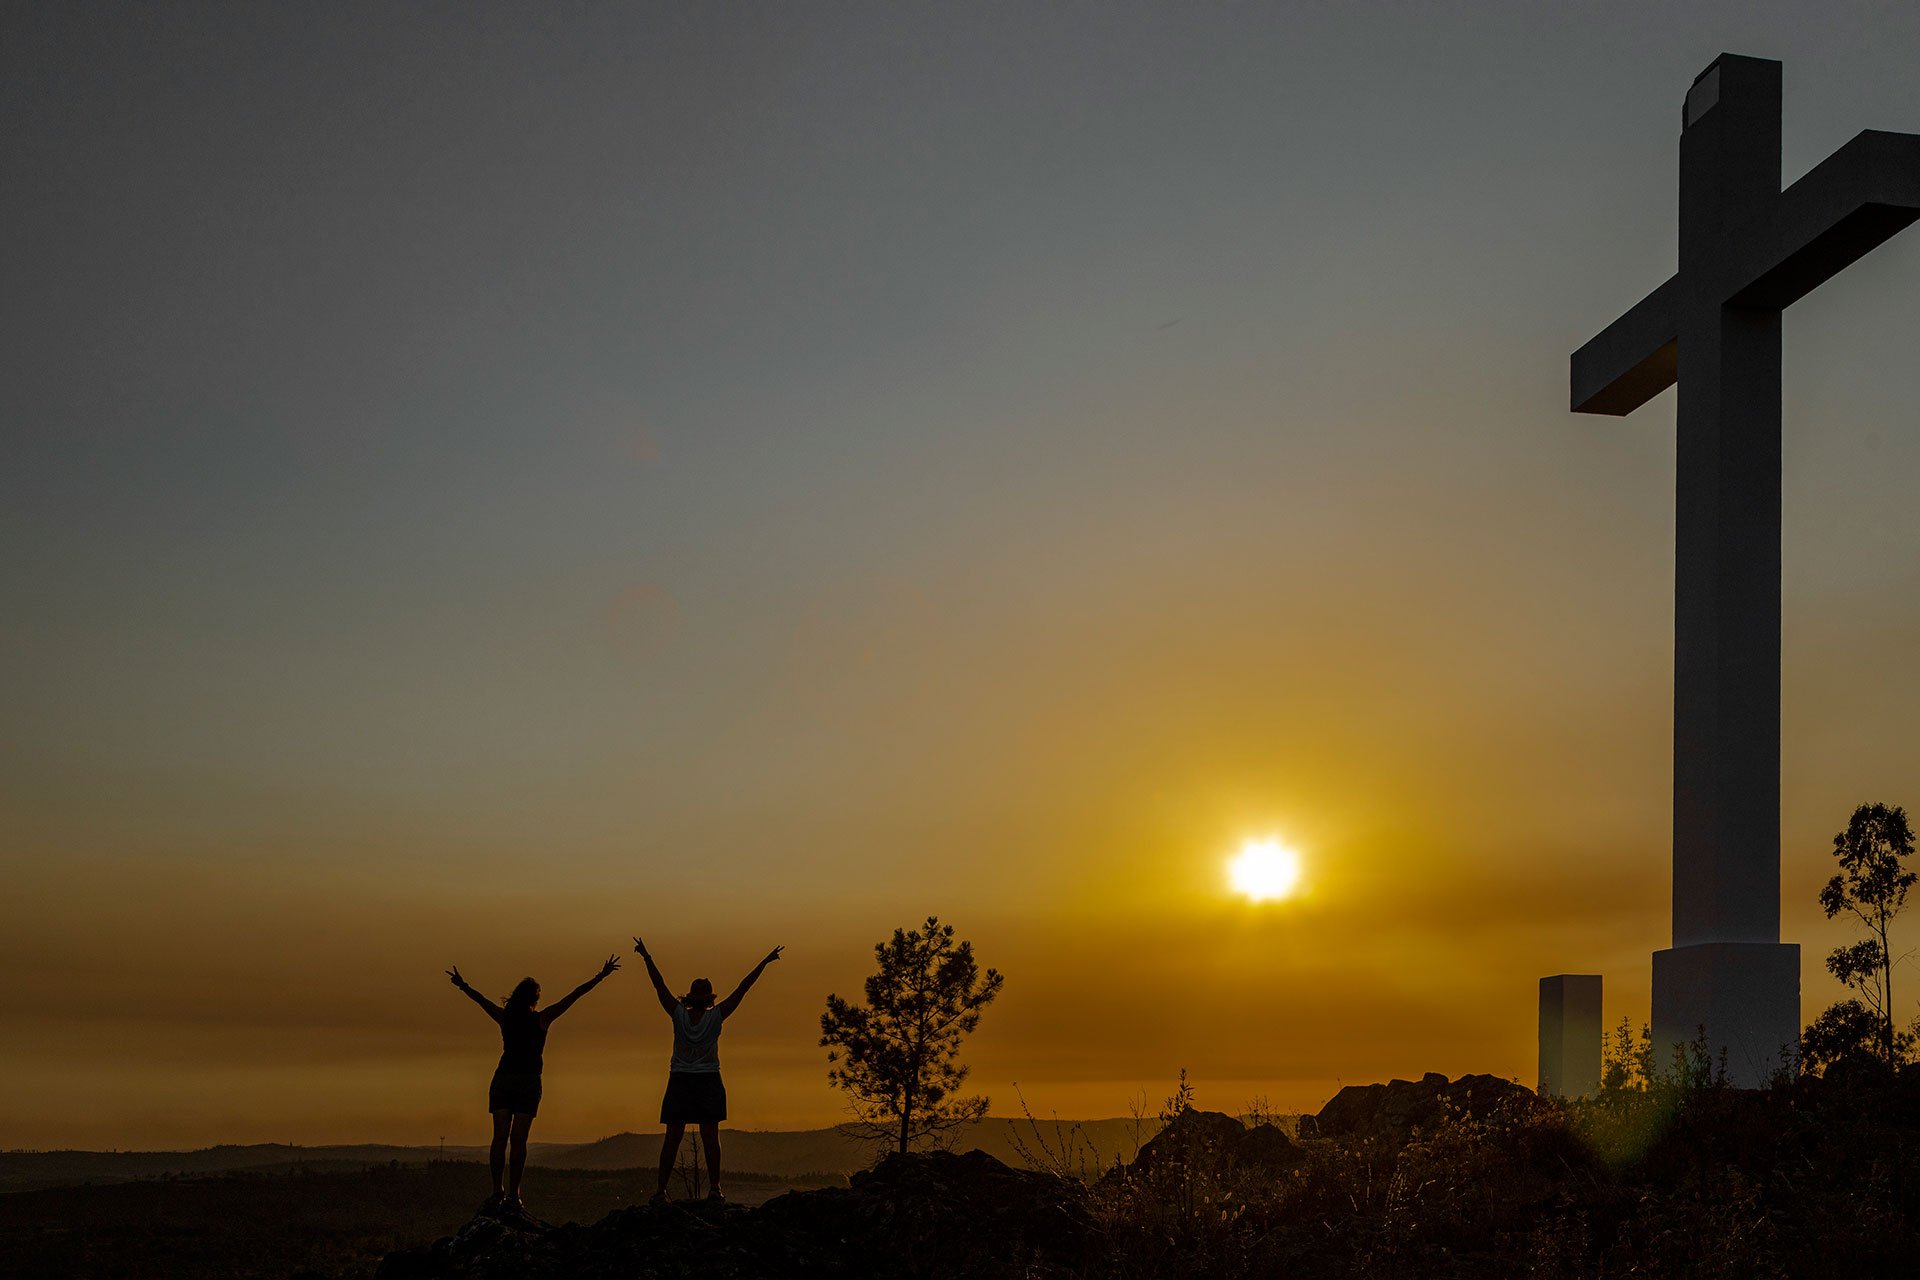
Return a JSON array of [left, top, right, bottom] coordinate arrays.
[[1811, 802, 1917, 1068], [820, 916, 1005, 1155], [1599, 1017, 1655, 1095], [1800, 998, 1888, 1076]]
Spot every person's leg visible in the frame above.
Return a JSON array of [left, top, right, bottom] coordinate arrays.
[[699, 1122, 722, 1199], [656, 1123, 685, 1198], [507, 1113, 534, 1204], [488, 1110, 510, 1198]]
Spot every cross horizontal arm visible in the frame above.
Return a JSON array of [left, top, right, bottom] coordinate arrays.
[[1570, 275, 1679, 415], [1732, 130, 1920, 310]]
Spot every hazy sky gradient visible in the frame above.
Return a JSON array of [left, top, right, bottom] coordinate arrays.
[[5, 1, 1920, 1147]]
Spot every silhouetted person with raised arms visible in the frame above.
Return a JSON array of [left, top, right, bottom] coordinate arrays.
[[632, 935, 781, 1203], [446, 955, 619, 1214]]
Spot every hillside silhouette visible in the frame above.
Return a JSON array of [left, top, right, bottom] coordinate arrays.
[[13, 1070, 1920, 1278], [0, 1161, 828, 1280]]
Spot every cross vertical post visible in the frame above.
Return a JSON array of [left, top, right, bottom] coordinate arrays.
[[1672, 56, 1782, 955]]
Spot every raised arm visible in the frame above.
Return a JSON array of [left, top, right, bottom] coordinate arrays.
[[446, 966, 503, 1023], [632, 936, 677, 1015], [541, 955, 620, 1026], [716, 946, 783, 1020]]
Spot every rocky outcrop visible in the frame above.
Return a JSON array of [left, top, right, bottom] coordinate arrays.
[[375, 1150, 1093, 1280], [1237, 1119, 1307, 1170], [1118, 1108, 1305, 1181], [1301, 1071, 1538, 1147]]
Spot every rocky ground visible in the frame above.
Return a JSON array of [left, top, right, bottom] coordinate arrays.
[[376, 1150, 1094, 1280], [372, 1067, 1920, 1280]]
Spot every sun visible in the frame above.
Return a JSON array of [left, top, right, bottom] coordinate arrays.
[[1228, 837, 1303, 902]]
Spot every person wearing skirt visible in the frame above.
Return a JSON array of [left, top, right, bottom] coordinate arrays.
[[633, 935, 782, 1203]]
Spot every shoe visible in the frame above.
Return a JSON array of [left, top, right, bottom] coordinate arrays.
[[647, 1190, 669, 1207], [706, 1189, 726, 1204]]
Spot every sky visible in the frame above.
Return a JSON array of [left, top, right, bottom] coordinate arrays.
[[5, 1, 1920, 1150]]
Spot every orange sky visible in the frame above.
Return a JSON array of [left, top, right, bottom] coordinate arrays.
[[6, 3, 1920, 1149]]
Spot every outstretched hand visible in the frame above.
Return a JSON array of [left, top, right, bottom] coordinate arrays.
[[599, 954, 621, 978], [763, 945, 784, 966], [632, 936, 650, 958], [446, 966, 465, 988]]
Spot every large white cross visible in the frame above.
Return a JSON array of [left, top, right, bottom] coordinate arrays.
[[1571, 54, 1920, 1084]]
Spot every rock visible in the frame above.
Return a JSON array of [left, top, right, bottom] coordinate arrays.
[[762, 1149, 1093, 1276], [1112, 1109, 1305, 1183], [1303, 1072, 1538, 1148], [1239, 1122, 1306, 1171], [375, 1149, 1092, 1280], [1126, 1108, 1247, 1177], [376, 1212, 552, 1280]]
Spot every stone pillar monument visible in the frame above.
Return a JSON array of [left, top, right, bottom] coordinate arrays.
[[1570, 55, 1920, 1085], [1539, 974, 1602, 1098]]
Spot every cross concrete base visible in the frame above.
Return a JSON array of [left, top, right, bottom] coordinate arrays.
[[1651, 941, 1799, 1087]]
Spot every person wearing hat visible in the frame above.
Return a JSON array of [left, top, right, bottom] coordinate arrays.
[[632, 934, 783, 1203]]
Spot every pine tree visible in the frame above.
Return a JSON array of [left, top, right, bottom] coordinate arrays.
[[820, 917, 1004, 1155]]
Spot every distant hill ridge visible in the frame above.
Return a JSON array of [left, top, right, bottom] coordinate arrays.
[[549, 1116, 1179, 1176], [1, 1116, 1215, 1192]]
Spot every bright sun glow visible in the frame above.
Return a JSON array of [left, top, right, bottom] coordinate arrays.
[[1228, 837, 1303, 902]]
